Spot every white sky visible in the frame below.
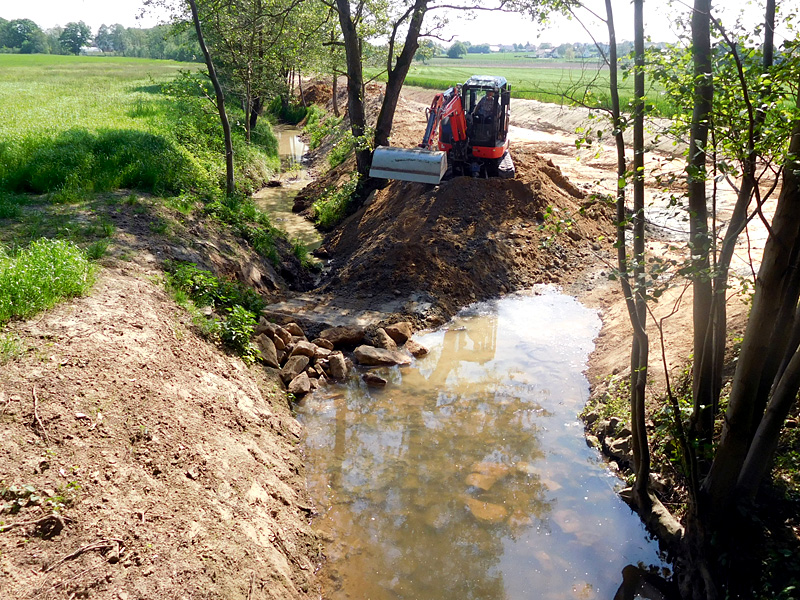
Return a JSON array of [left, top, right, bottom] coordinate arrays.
[[0, 0, 789, 46]]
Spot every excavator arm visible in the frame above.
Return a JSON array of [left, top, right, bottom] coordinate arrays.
[[420, 89, 468, 151]]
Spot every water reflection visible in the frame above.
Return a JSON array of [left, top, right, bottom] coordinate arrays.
[[298, 288, 669, 600]]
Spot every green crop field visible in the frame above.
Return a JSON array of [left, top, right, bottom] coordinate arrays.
[[382, 54, 672, 115]]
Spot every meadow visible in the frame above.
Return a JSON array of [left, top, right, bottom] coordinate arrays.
[[386, 54, 672, 115], [0, 54, 279, 202]]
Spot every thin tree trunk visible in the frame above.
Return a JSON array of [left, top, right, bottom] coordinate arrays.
[[631, 0, 650, 509], [688, 0, 715, 449], [188, 0, 234, 196], [335, 0, 370, 176]]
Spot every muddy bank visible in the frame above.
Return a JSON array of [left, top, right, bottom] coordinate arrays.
[[0, 198, 320, 600]]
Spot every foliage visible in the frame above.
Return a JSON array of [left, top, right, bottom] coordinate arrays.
[[0, 239, 95, 326], [312, 173, 359, 230], [447, 41, 468, 59], [0, 332, 23, 365], [165, 261, 262, 361], [302, 105, 343, 150], [268, 97, 308, 125], [59, 21, 91, 55]]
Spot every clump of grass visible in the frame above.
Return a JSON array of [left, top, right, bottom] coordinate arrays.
[[303, 106, 344, 150], [0, 239, 96, 325], [328, 132, 355, 168], [291, 238, 315, 269], [204, 195, 284, 265], [312, 174, 360, 230]]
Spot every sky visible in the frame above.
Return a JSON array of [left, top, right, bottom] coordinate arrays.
[[0, 0, 789, 46]]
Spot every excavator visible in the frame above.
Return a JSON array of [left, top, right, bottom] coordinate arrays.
[[370, 75, 514, 184]]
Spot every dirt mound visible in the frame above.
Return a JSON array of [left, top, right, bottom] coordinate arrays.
[[301, 82, 332, 105], [318, 144, 614, 324]]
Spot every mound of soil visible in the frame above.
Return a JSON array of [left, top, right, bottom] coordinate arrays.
[[318, 145, 614, 323], [301, 82, 332, 106]]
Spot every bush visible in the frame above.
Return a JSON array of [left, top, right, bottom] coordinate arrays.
[[312, 173, 359, 230], [0, 238, 95, 325]]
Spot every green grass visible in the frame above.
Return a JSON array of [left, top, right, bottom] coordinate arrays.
[[0, 54, 280, 198], [379, 55, 673, 115], [0, 238, 96, 325]]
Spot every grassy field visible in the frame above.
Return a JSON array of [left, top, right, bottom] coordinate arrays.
[[0, 54, 279, 201], [380, 55, 672, 114]]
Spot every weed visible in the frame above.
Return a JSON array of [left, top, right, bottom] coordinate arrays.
[[0, 333, 23, 364], [85, 239, 110, 260], [0, 239, 95, 326], [291, 238, 315, 269], [312, 173, 360, 230], [220, 305, 258, 361]]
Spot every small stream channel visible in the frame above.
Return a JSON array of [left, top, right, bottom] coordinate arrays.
[[297, 288, 669, 599], [253, 125, 322, 251]]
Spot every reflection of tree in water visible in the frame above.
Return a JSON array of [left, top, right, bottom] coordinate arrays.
[[311, 321, 555, 600]]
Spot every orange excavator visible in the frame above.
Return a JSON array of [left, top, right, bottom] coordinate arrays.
[[370, 75, 514, 184]]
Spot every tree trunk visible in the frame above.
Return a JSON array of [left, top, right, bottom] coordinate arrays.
[[688, 0, 715, 449], [250, 96, 263, 131], [188, 0, 234, 196], [630, 0, 650, 509], [374, 0, 429, 148], [335, 0, 370, 177]]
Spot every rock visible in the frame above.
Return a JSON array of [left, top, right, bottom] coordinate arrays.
[[618, 426, 633, 438], [466, 472, 501, 491], [405, 339, 428, 357], [385, 322, 413, 344], [255, 317, 277, 338], [354, 345, 412, 367], [319, 326, 365, 348], [309, 378, 320, 391], [606, 416, 622, 435], [255, 334, 280, 368], [608, 436, 632, 460], [314, 346, 331, 360], [583, 411, 600, 426], [362, 373, 388, 387], [291, 340, 317, 358], [464, 497, 508, 523], [373, 328, 398, 351], [585, 434, 601, 450], [288, 372, 311, 396], [275, 326, 292, 347], [312, 338, 334, 350], [273, 334, 286, 352], [284, 322, 305, 337], [328, 352, 348, 380], [596, 419, 611, 438], [280, 355, 310, 384]]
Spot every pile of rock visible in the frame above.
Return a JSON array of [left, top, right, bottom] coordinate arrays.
[[252, 318, 429, 396]]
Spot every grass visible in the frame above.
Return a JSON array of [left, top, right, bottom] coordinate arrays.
[[0, 55, 280, 199], [377, 55, 674, 115], [312, 174, 360, 230], [0, 239, 96, 326]]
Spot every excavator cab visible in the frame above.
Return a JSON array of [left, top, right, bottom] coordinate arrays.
[[370, 75, 514, 183]]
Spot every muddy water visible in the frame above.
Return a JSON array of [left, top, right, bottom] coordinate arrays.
[[253, 125, 321, 250], [297, 288, 669, 600]]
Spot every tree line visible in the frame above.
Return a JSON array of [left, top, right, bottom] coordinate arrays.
[[0, 17, 200, 60]]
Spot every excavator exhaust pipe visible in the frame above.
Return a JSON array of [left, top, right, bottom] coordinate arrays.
[[369, 146, 448, 185]]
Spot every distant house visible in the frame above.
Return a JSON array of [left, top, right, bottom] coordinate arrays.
[[535, 48, 560, 59], [489, 45, 501, 53]]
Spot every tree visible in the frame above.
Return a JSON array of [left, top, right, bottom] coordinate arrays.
[[448, 40, 467, 58], [414, 38, 437, 62], [6, 19, 46, 53], [59, 21, 92, 54], [95, 25, 114, 53]]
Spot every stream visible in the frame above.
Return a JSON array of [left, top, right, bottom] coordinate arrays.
[[297, 288, 670, 600], [253, 125, 322, 251]]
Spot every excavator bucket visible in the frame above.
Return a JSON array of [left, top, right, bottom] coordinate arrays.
[[369, 146, 448, 185]]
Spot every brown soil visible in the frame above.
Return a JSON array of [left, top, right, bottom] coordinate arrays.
[[0, 200, 319, 600]]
